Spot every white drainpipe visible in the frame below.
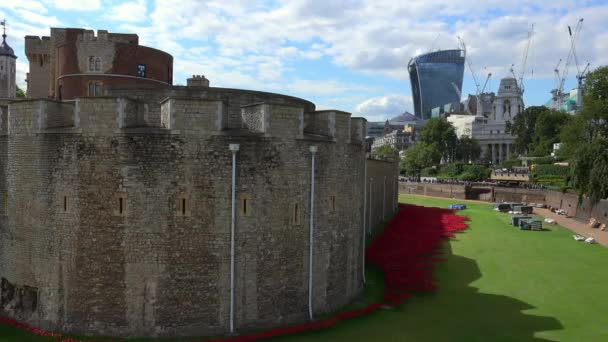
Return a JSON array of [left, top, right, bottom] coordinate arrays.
[[368, 177, 373, 235], [394, 175, 397, 211], [228, 143, 240, 334], [308, 145, 317, 320], [362, 154, 367, 284]]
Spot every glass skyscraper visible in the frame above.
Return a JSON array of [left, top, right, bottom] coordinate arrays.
[[408, 49, 465, 120]]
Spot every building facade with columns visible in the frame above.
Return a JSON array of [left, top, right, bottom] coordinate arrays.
[[448, 77, 523, 165]]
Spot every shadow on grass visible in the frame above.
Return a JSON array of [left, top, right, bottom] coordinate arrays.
[[396, 241, 563, 342]]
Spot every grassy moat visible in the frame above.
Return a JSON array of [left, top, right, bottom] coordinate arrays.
[[3, 194, 608, 341]]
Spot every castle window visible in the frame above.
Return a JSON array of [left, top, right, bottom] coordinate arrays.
[[330, 195, 336, 212], [87, 81, 103, 96], [88, 56, 101, 72], [293, 203, 301, 225], [137, 64, 146, 78], [113, 192, 128, 217], [176, 193, 191, 217], [238, 193, 252, 217], [61, 195, 69, 213]]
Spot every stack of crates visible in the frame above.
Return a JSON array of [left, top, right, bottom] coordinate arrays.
[[519, 219, 543, 231], [518, 206, 533, 214], [494, 203, 512, 212], [519, 219, 533, 230], [529, 220, 543, 231], [512, 216, 532, 227]]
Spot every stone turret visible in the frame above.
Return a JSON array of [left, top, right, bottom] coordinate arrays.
[[0, 23, 17, 99]]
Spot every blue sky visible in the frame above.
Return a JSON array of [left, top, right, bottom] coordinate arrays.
[[2, 0, 608, 121]]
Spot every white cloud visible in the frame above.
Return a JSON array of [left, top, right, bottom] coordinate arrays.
[[14, 9, 61, 27], [353, 94, 412, 121], [1, 1, 47, 13], [287, 79, 373, 96], [106, 0, 147, 23], [48, 0, 100, 11]]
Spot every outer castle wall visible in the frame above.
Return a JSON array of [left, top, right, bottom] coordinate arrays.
[[399, 182, 608, 226], [0, 87, 378, 338]]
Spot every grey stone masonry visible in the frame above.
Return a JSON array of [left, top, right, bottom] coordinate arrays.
[[0, 85, 395, 339]]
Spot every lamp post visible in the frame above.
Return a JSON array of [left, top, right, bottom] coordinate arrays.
[[362, 153, 368, 283], [368, 177, 373, 235], [228, 143, 239, 334], [308, 145, 317, 320]]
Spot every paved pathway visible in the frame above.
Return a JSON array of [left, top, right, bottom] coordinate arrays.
[[533, 208, 608, 246]]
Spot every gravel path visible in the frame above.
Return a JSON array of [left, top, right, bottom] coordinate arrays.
[[534, 208, 608, 246]]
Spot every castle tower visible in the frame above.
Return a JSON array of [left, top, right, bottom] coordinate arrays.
[[491, 77, 524, 123], [0, 21, 17, 99]]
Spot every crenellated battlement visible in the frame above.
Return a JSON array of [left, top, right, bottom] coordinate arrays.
[[6, 94, 365, 146], [24, 36, 51, 56], [350, 117, 367, 144], [303, 110, 355, 143]]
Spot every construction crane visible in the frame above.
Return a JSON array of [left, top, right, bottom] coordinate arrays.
[[517, 24, 534, 95], [457, 36, 494, 116], [553, 18, 584, 110], [458, 36, 481, 95], [481, 72, 492, 93], [451, 82, 462, 99]]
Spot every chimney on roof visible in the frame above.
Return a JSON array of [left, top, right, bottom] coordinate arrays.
[[187, 74, 209, 87]]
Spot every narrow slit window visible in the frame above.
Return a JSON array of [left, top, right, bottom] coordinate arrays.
[[63, 196, 68, 212], [176, 193, 191, 217], [293, 203, 300, 225], [238, 194, 252, 217], [331, 195, 336, 212], [114, 192, 128, 216]]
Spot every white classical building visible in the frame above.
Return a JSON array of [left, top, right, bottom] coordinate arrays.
[[448, 77, 524, 165]]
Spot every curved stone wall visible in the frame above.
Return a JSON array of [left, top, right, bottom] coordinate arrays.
[[0, 88, 368, 338]]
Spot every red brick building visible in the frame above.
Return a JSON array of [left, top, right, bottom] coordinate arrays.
[[25, 28, 173, 100]]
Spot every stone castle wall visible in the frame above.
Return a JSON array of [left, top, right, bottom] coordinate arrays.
[[0, 88, 370, 338], [366, 159, 399, 230]]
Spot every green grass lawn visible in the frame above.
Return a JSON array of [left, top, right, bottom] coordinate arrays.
[[2, 194, 608, 341]]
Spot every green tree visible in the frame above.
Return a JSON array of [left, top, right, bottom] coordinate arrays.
[[418, 118, 458, 162], [400, 143, 441, 176], [16, 86, 26, 98], [562, 66, 608, 203], [529, 109, 571, 156], [506, 106, 544, 155], [458, 164, 491, 181], [456, 136, 481, 163], [372, 145, 398, 160]]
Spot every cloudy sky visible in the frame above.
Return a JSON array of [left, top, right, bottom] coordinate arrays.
[[2, 0, 608, 121]]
